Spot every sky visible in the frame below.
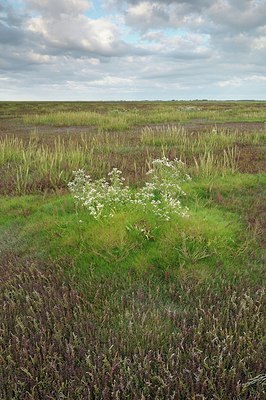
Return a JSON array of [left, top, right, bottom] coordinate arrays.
[[1, 0, 266, 100]]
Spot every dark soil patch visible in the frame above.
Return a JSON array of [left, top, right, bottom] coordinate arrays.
[[237, 145, 266, 174], [0, 119, 96, 142], [183, 121, 266, 133], [1, 118, 265, 142]]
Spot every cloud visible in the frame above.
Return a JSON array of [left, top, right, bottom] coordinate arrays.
[[24, 0, 131, 58], [141, 31, 211, 60], [217, 74, 266, 88], [24, 0, 92, 16], [208, 0, 266, 32], [125, 2, 171, 32], [26, 15, 129, 57], [0, 0, 265, 100], [0, 2, 26, 45], [0, 21, 23, 45], [119, 0, 266, 34]]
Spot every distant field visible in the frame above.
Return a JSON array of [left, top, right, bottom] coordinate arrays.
[[0, 101, 265, 193], [0, 101, 265, 399]]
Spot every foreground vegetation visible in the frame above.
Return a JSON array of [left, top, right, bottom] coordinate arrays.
[[0, 101, 265, 399], [1, 255, 264, 399]]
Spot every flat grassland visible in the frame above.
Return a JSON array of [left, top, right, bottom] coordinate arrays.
[[0, 101, 265, 399]]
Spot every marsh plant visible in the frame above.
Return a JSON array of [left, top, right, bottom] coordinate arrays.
[[135, 157, 190, 220], [68, 167, 131, 219], [68, 157, 190, 221]]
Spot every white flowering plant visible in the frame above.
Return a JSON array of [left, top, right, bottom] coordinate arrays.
[[134, 157, 191, 221], [68, 157, 190, 221], [68, 168, 131, 219]]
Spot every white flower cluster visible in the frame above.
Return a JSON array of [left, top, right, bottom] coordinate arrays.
[[135, 157, 190, 221], [68, 157, 190, 221], [68, 168, 131, 219]]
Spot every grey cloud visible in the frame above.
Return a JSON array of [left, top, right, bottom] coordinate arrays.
[[109, 0, 266, 35], [0, 21, 23, 45], [0, 2, 26, 45], [108, 0, 211, 5], [107, 0, 213, 13], [24, 0, 91, 17], [125, 3, 171, 32], [208, 1, 266, 32], [118, 0, 266, 71]]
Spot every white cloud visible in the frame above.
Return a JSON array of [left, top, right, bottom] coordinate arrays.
[[218, 75, 266, 88], [254, 36, 266, 50], [24, 0, 130, 58], [26, 15, 126, 56]]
